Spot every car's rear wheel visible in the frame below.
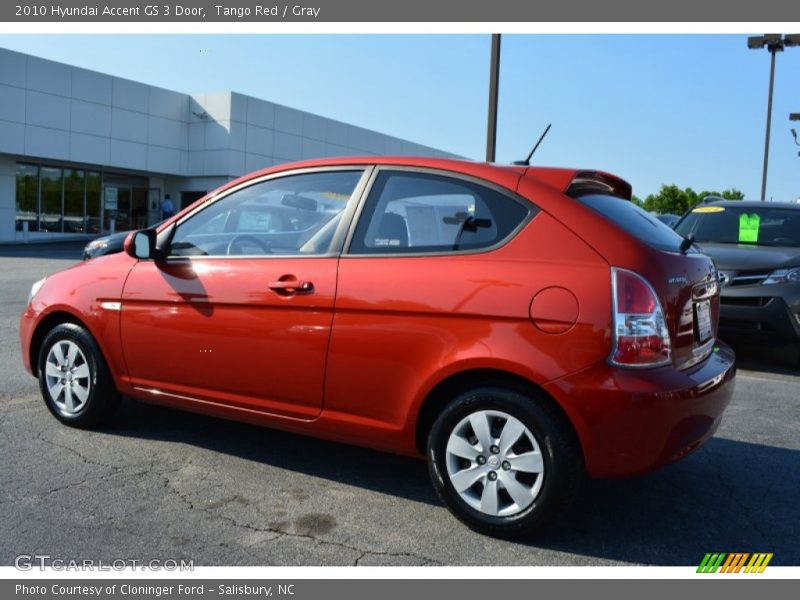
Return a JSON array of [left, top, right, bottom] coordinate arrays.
[[427, 386, 583, 538], [38, 323, 120, 428]]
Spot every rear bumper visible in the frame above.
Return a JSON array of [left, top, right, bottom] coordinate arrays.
[[543, 341, 736, 478], [719, 294, 800, 341]]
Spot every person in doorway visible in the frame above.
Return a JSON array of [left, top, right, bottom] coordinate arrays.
[[161, 194, 175, 220]]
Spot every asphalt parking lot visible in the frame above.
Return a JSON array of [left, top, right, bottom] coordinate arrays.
[[1, 243, 798, 566]]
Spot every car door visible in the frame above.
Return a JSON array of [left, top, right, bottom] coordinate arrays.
[[120, 167, 369, 420]]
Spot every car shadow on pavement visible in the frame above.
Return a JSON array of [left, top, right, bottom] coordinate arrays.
[[106, 399, 799, 565], [725, 338, 800, 376], [530, 437, 800, 565], [109, 399, 440, 506]]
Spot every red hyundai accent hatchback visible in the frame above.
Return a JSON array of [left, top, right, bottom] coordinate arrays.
[[20, 157, 735, 538]]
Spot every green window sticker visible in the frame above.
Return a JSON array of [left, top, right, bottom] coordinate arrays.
[[739, 213, 760, 243]]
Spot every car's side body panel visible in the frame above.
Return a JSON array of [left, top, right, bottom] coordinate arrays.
[[325, 210, 613, 451]]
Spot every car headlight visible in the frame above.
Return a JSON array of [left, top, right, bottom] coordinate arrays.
[[762, 267, 800, 285], [85, 239, 109, 252], [29, 277, 46, 304]]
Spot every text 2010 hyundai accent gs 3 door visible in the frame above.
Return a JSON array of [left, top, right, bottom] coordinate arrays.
[[20, 157, 736, 538]]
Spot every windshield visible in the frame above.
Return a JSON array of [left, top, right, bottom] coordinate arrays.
[[674, 205, 800, 248], [577, 194, 685, 252]]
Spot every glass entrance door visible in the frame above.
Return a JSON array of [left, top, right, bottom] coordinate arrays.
[[116, 188, 131, 232], [132, 187, 148, 229], [104, 185, 131, 233]]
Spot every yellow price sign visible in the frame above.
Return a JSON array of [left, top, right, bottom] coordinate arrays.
[[692, 206, 725, 213]]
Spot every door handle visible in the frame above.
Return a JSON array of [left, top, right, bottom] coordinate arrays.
[[268, 278, 314, 295]]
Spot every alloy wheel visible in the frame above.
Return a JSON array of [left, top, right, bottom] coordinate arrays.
[[444, 409, 545, 517], [44, 340, 91, 416]]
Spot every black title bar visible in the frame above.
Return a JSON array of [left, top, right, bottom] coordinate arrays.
[[2, 0, 800, 22]]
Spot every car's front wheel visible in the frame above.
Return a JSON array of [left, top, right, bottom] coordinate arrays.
[[427, 387, 583, 538], [37, 323, 120, 428]]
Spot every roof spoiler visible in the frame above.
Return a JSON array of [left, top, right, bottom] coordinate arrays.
[[565, 170, 633, 201]]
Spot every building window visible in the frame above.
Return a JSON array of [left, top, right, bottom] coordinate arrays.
[[16, 163, 104, 235], [15, 161, 154, 236], [15, 164, 39, 232], [64, 169, 86, 233], [86, 171, 101, 234], [39, 167, 63, 232]]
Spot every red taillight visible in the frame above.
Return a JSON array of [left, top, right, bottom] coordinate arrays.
[[615, 269, 657, 314], [611, 268, 672, 368]]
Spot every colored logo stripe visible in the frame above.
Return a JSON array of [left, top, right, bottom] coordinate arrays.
[[720, 553, 749, 573], [697, 553, 773, 573], [745, 553, 773, 573], [697, 553, 726, 573]]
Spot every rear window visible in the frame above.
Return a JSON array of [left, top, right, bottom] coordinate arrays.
[[577, 194, 685, 252], [675, 205, 800, 247]]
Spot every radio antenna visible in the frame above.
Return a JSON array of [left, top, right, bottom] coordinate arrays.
[[513, 124, 552, 166]]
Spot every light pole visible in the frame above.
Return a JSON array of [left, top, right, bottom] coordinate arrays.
[[748, 34, 800, 201], [486, 34, 501, 162]]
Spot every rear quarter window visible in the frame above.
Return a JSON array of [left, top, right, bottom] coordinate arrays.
[[349, 170, 532, 255], [577, 194, 685, 252]]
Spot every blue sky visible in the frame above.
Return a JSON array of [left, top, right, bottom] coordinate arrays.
[[2, 34, 799, 201]]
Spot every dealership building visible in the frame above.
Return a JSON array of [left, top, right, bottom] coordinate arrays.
[[0, 47, 452, 242]]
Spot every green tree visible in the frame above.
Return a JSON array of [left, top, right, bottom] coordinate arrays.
[[641, 185, 745, 214], [720, 188, 745, 200], [697, 189, 744, 202], [642, 185, 694, 215]]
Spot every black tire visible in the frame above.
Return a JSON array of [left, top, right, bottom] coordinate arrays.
[[427, 386, 583, 539], [37, 323, 120, 428]]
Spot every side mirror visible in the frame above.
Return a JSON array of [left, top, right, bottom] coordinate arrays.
[[124, 230, 157, 259]]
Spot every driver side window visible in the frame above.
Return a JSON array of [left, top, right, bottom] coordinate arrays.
[[170, 169, 364, 257]]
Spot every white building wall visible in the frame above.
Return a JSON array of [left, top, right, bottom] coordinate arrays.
[[0, 47, 455, 241], [0, 49, 191, 176], [188, 90, 454, 180], [0, 47, 452, 181]]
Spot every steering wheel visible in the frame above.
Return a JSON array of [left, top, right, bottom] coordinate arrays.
[[226, 234, 273, 255]]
